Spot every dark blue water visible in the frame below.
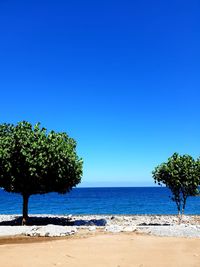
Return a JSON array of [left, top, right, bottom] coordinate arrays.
[[0, 187, 200, 215]]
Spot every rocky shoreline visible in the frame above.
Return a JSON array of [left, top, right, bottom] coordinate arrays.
[[0, 214, 200, 238]]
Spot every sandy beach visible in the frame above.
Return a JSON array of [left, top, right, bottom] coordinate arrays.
[[0, 232, 199, 267], [0, 215, 200, 266]]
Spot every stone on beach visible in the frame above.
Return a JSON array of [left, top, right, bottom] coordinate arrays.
[[25, 225, 77, 237], [0, 215, 199, 237], [105, 225, 136, 233], [0, 225, 77, 237]]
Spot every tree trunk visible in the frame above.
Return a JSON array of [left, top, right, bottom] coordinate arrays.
[[22, 194, 29, 225], [178, 209, 181, 224], [182, 197, 187, 216], [182, 208, 184, 216]]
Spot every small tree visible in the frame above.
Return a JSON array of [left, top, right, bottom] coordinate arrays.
[[0, 121, 83, 225], [152, 153, 200, 218]]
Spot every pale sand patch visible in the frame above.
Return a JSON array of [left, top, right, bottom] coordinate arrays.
[[0, 233, 200, 267]]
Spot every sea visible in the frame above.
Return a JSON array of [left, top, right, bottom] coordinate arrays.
[[0, 187, 200, 215]]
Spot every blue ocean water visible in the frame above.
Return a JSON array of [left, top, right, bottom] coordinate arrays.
[[0, 187, 200, 215]]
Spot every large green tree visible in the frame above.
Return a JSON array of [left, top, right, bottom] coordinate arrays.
[[152, 153, 200, 218], [0, 121, 83, 225]]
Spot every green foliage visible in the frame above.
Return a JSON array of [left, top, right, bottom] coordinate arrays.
[[152, 153, 200, 216], [0, 121, 83, 223]]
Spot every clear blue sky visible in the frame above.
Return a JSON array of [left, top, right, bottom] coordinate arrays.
[[0, 0, 200, 187]]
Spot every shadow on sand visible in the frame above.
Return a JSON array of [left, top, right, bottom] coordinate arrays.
[[0, 216, 107, 226]]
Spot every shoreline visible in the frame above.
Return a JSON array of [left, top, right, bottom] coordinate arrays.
[[0, 214, 200, 238]]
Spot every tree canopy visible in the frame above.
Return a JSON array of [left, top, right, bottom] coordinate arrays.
[[152, 153, 200, 217], [0, 121, 83, 224]]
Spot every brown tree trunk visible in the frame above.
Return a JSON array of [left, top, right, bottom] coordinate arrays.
[[182, 197, 187, 216], [22, 194, 29, 225]]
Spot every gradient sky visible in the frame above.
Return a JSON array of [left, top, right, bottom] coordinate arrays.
[[0, 0, 200, 186]]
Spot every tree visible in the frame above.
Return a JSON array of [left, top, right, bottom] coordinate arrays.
[[152, 153, 200, 218], [0, 121, 83, 225]]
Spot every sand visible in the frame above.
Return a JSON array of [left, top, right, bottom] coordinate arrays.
[[0, 233, 200, 267]]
